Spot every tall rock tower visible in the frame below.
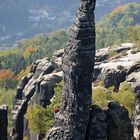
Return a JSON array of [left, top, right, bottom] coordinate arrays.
[[47, 0, 96, 139]]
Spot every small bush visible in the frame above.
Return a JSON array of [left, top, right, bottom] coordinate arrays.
[[92, 82, 136, 116], [92, 87, 112, 108], [111, 82, 136, 116]]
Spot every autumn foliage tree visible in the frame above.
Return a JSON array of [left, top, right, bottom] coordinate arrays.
[[0, 69, 17, 89]]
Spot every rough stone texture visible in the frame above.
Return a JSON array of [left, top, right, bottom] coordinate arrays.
[[94, 43, 140, 90], [127, 71, 140, 92], [46, 0, 96, 140], [127, 72, 140, 140], [86, 101, 133, 140], [103, 69, 127, 91], [86, 105, 107, 140], [106, 101, 133, 140], [11, 51, 63, 140], [127, 62, 140, 75], [0, 105, 8, 140], [35, 71, 63, 107], [8, 1, 138, 139], [11, 99, 28, 140], [133, 92, 140, 140]]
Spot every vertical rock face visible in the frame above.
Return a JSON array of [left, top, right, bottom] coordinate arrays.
[[11, 52, 63, 140], [134, 92, 140, 140], [11, 99, 28, 140], [127, 71, 140, 140], [47, 0, 96, 140], [0, 105, 8, 140]]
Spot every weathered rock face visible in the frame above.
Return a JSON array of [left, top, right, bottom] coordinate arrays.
[[46, 0, 96, 140], [11, 51, 63, 140], [106, 101, 133, 140], [94, 43, 140, 91], [127, 72, 140, 140], [9, 1, 137, 139], [86, 105, 107, 140], [133, 92, 140, 140], [86, 102, 132, 140], [103, 69, 127, 91], [11, 99, 28, 140], [0, 105, 8, 140]]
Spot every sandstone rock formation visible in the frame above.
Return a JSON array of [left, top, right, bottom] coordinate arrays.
[[87, 105, 107, 140], [11, 51, 63, 140], [94, 43, 140, 90], [127, 72, 140, 140], [46, 0, 96, 139], [106, 101, 132, 140], [87, 101, 132, 140], [0, 105, 8, 140], [9, 1, 138, 140]]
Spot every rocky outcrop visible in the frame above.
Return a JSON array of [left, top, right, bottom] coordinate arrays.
[[11, 99, 28, 140], [0, 105, 8, 140], [46, 0, 96, 139], [94, 43, 140, 90], [11, 50, 63, 140], [106, 101, 132, 140], [87, 105, 107, 140], [103, 68, 127, 91], [9, 1, 138, 140], [87, 101, 132, 140], [127, 72, 140, 140]]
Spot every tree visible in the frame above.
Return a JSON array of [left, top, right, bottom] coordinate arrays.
[[0, 69, 17, 89]]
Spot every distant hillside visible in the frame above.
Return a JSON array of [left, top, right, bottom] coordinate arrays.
[[1, 2, 140, 75], [96, 3, 140, 49], [0, 0, 140, 48], [0, 30, 68, 75]]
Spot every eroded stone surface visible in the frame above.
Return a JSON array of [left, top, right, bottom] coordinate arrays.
[[87, 105, 107, 140], [11, 50, 63, 140], [127, 72, 140, 140], [46, 0, 96, 140], [106, 101, 133, 140]]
